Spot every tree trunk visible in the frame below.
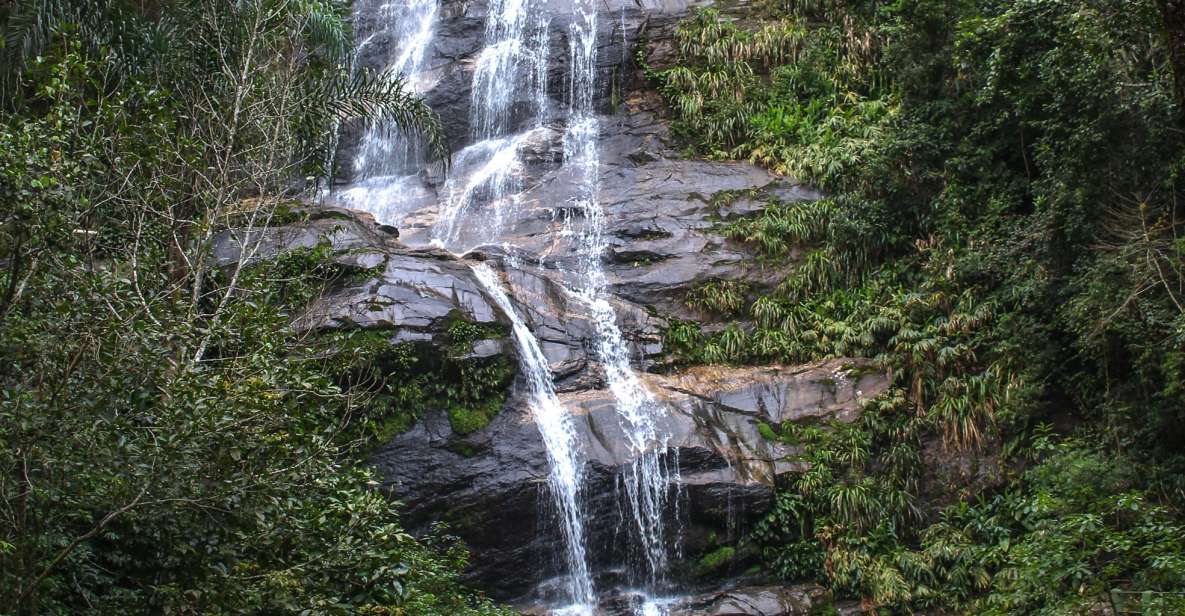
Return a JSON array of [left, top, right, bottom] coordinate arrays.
[[1162, 0, 1185, 115]]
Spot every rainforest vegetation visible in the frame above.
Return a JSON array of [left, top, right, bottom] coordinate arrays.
[[3, 0, 1185, 614], [0, 1, 506, 614], [653, 0, 1185, 612]]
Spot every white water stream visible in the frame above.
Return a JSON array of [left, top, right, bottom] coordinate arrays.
[[432, 0, 550, 248], [563, 0, 678, 590], [352, 0, 438, 177], [472, 263, 596, 611], [335, 0, 439, 220], [335, 0, 680, 611]]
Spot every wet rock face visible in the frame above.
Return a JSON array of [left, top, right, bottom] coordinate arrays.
[[349, 0, 714, 154], [313, 0, 866, 606], [297, 250, 500, 336], [371, 357, 888, 600], [339, 0, 697, 180], [385, 103, 821, 323], [337, 0, 768, 182], [212, 207, 505, 348], [250, 0, 841, 600], [336, 0, 823, 320], [456, 106, 821, 320], [469, 249, 669, 388], [595, 109, 821, 319], [663, 584, 828, 616], [210, 207, 397, 267]]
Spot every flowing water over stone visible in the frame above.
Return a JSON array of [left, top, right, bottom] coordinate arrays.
[[425, 0, 616, 608], [338, 0, 661, 609], [352, 0, 437, 176], [332, 0, 712, 612], [469, 0, 550, 139], [269, 0, 897, 612], [472, 263, 596, 611], [561, 0, 679, 596], [335, 0, 439, 220], [432, 0, 550, 248]]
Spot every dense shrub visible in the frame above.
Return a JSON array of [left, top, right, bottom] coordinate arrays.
[[656, 0, 1185, 611], [0, 2, 497, 614]]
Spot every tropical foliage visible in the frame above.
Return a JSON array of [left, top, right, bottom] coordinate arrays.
[[0, 1, 495, 614], [657, 0, 1185, 611]]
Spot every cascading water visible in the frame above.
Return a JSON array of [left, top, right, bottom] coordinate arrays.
[[469, 0, 549, 138], [338, 0, 683, 611], [335, 0, 439, 221], [436, 0, 599, 609], [352, 0, 438, 177], [562, 0, 680, 594], [471, 263, 596, 612], [432, 0, 550, 248]]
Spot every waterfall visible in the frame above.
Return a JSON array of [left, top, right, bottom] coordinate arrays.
[[563, 0, 678, 591], [432, 0, 550, 248], [445, 2, 600, 609], [335, 0, 439, 221], [470, 0, 549, 139], [338, 0, 682, 610], [472, 263, 596, 611], [352, 0, 437, 176]]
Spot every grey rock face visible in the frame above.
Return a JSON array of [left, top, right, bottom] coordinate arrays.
[[338, 0, 696, 180], [311, 0, 861, 605], [213, 206, 507, 347], [401, 0, 717, 151], [333, 0, 824, 323], [468, 251, 668, 386], [652, 360, 889, 484], [385, 102, 820, 324], [297, 250, 500, 334], [467, 106, 820, 320], [335, 0, 768, 182], [664, 584, 828, 616], [210, 207, 395, 267], [371, 358, 888, 599]]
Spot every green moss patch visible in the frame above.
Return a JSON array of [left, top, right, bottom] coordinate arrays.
[[695, 545, 737, 577]]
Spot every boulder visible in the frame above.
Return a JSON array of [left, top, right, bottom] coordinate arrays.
[[210, 206, 396, 267], [212, 205, 511, 346], [296, 249, 501, 337]]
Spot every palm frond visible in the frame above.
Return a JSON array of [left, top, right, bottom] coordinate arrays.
[[326, 68, 449, 166], [295, 0, 351, 64], [0, 0, 156, 103]]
